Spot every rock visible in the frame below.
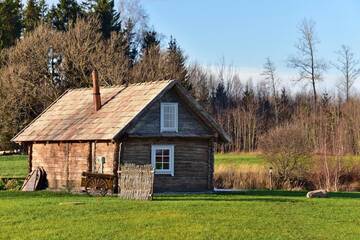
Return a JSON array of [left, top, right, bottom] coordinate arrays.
[[306, 189, 328, 198]]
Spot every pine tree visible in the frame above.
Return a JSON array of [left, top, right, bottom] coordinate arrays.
[[141, 30, 160, 54], [83, 0, 121, 38], [122, 18, 137, 67], [38, 0, 48, 21], [164, 36, 188, 86], [0, 0, 22, 49], [23, 0, 41, 32], [50, 0, 81, 31]]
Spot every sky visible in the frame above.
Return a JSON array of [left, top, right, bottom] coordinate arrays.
[[140, 0, 360, 94]]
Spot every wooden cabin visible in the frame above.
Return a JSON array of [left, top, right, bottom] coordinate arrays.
[[12, 73, 230, 193]]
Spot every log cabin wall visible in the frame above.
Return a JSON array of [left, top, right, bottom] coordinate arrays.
[[32, 141, 115, 191], [122, 137, 212, 192], [128, 88, 213, 137]]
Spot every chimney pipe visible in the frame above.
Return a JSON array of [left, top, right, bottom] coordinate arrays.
[[92, 70, 101, 111]]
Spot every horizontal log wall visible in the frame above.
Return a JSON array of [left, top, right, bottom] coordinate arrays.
[[122, 137, 211, 192], [128, 88, 212, 137]]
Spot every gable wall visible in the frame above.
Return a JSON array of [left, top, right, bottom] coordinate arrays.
[[128, 88, 213, 137]]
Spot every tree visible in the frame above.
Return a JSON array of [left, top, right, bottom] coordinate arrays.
[[50, 0, 81, 31], [288, 19, 327, 108], [261, 57, 280, 124], [23, 0, 41, 32], [0, 0, 22, 49], [141, 30, 160, 55], [332, 45, 360, 102], [122, 18, 137, 67], [83, 0, 121, 38], [38, 0, 48, 21], [164, 36, 189, 88]]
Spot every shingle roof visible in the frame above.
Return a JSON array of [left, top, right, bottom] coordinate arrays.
[[12, 80, 230, 143], [12, 80, 176, 142]]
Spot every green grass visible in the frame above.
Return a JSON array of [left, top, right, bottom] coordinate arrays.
[[0, 191, 359, 240], [0, 154, 27, 177], [215, 152, 265, 166]]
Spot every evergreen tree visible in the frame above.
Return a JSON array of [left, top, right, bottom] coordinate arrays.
[[141, 30, 160, 54], [23, 0, 41, 32], [50, 0, 81, 31], [0, 0, 22, 49], [83, 0, 121, 38], [164, 36, 188, 86], [38, 0, 48, 21], [122, 18, 137, 66]]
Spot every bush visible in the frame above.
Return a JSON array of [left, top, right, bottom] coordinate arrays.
[[5, 179, 22, 191], [0, 179, 5, 190], [259, 123, 312, 189]]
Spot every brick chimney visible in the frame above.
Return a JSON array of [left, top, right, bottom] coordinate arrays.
[[92, 70, 101, 111]]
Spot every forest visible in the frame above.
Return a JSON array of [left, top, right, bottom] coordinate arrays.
[[1, 0, 360, 162]]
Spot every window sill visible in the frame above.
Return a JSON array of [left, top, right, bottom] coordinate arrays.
[[154, 170, 174, 176]]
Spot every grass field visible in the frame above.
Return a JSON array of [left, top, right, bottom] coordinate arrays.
[[0, 153, 264, 178], [215, 152, 264, 166], [0, 154, 28, 177], [0, 190, 359, 240]]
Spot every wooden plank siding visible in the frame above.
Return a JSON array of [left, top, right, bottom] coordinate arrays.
[[122, 138, 212, 192], [32, 142, 115, 191], [128, 88, 213, 137]]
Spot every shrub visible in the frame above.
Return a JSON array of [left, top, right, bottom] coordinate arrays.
[[0, 179, 5, 190], [5, 179, 22, 191], [259, 123, 312, 188]]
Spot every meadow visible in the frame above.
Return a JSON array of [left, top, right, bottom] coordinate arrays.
[[0, 154, 360, 239], [0, 154, 27, 177], [1, 190, 360, 240]]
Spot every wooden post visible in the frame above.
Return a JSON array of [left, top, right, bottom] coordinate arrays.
[[113, 142, 120, 194], [87, 142, 92, 172], [28, 143, 33, 173], [208, 138, 215, 190]]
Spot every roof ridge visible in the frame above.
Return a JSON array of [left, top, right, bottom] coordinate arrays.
[[67, 79, 176, 91]]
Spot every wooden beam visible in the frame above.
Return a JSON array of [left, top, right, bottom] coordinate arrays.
[[87, 142, 92, 172], [28, 143, 33, 174], [113, 142, 120, 194], [208, 138, 215, 190]]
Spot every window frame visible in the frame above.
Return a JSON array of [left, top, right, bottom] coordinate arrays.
[[151, 144, 174, 176], [160, 102, 178, 133]]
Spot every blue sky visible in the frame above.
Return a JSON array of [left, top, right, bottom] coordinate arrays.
[[141, 0, 360, 93], [42, 0, 360, 92]]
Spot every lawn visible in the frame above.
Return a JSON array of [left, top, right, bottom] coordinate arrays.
[[0, 191, 360, 240], [0, 154, 27, 177], [215, 152, 265, 166]]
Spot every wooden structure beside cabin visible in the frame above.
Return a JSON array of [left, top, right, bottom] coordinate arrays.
[[12, 73, 230, 193]]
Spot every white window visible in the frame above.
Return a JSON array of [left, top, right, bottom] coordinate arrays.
[[151, 145, 174, 176], [160, 103, 178, 132]]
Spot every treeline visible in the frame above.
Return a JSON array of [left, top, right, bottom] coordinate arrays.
[[0, 0, 189, 149], [1, 1, 360, 158], [189, 65, 360, 155]]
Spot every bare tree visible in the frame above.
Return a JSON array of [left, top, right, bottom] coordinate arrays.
[[288, 19, 327, 108], [261, 57, 280, 124], [332, 45, 360, 101]]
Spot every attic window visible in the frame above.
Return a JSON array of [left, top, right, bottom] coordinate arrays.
[[151, 145, 174, 176], [160, 103, 178, 132]]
